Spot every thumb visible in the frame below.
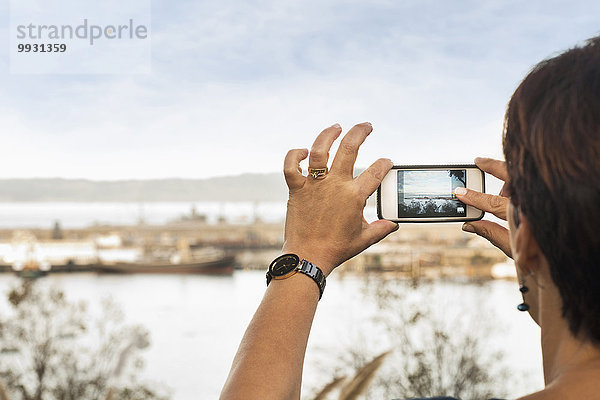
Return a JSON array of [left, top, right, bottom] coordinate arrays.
[[463, 220, 512, 258], [363, 220, 399, 247]]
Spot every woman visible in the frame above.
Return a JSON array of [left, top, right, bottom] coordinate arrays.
[[220, 37, 600, 399]]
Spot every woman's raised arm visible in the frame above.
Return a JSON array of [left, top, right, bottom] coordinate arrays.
[[220, 122, 398, 400]]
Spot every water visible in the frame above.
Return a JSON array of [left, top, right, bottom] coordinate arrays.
[[0, 202, 286, 228], [0, 202, 379, 228], [0, 272, 544, 399]]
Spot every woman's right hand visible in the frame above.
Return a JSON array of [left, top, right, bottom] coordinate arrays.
[[454, 157, 513, 258]]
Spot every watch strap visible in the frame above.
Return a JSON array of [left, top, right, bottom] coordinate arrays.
[[297, 259, 326, 300]]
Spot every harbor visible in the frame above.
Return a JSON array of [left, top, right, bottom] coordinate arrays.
[[0, 203, 511, 280]]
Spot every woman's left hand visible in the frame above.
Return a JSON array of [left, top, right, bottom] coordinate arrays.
[[282, 122, 399, 276]]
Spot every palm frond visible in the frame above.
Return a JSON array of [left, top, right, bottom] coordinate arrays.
[[338, 350, 392, 400], [313, 376, 347, 400], [0, 380, 10, 400]]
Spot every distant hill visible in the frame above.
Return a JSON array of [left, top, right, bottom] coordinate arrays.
[[0, 174, 288, 202], [0, 168, 373, 202]]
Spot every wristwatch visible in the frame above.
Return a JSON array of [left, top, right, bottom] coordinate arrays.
[[266, 253, 326, 300]]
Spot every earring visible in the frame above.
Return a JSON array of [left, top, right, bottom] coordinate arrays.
[[517, 281, 529, 312]]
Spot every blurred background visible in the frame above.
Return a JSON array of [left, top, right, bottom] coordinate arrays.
[[0, 0, 599, 399]]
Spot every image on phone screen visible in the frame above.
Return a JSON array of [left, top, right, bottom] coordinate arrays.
[[397, 169, 467, 218]]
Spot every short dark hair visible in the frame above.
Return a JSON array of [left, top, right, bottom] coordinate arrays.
[[503, 36, 600, 343]]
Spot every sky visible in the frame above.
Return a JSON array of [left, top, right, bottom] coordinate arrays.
[[0, 0, 599, 180]]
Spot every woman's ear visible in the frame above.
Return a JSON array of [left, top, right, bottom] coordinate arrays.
[[512, 213, 544, 275]]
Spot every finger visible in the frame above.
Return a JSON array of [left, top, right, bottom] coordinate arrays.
[[455, 187, 508, 220], [475, 157, 508, 182], [499, 182, 510, 198], [330, 122, 373, 177], [355, 158, 394, 200], [308, 123, 343, 168], [362, 219, 399, 247], [283, 148, 309, 190], [463, 221, 512, 258]]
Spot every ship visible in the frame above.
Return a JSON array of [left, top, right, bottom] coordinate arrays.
[[94, 238, 235, 275], [93, 255, 235, 275]]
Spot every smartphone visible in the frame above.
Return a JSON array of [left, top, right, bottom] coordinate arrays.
[[377, 165, 485, 223]]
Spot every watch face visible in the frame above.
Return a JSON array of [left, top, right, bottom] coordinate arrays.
[[269, 254, 300, 277]]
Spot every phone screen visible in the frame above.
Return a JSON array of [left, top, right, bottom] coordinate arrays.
[[397, 169, 467, 218]]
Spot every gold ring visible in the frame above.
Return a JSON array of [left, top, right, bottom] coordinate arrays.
[[308, 167, 328, 179]]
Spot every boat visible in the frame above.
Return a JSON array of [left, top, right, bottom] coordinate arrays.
[[94, 255, 235, 275], [0, 231, 236, 276]]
